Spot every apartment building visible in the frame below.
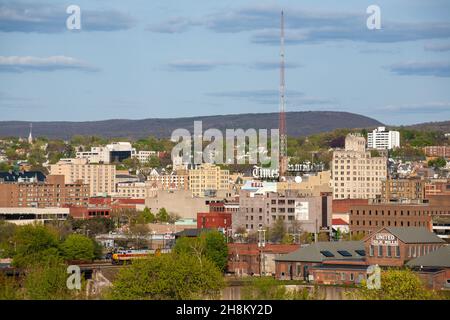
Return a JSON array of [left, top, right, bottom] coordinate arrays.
[[423, 146, 450, 158], [332, 134, 387, 200], [189, 163, 230, 197], [50, 158, 116, 196], [147, 169, 189, 190], [116, 181, 158, 199], [381, 178, 425, 202], [133, 150, 159, 163], [367, 126, 400, 150], [0, 175, 89, 208]]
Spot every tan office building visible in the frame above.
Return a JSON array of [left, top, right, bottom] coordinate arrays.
[[116, 182, 158, 199], [50, 158, 116, 196], [332, 134, 387, 200], [188, 163, 230, 197]]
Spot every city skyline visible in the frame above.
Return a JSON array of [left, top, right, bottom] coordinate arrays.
[[1, 0, 450, 124]]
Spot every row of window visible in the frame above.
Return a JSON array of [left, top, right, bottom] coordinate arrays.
[[369, 245, 400, 257]]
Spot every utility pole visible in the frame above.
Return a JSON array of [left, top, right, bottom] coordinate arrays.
[[314, 218, 318, 243]]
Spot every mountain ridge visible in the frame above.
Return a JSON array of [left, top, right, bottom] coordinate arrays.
[[1, 111, 385, 139]]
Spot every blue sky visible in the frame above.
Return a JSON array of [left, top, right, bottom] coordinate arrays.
[[0, 0, 450, 125]]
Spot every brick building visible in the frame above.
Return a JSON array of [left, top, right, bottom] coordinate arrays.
[[349, 203, 450, 237], [423, 146, 450, 158], [68, 197, 145, 220], [407, 246, 450, 290], [69, 206, 111, 219], [381, 178, 425, 202], [332, 199, 369, 223], [227, 243, 299, 276], [425, 180, 450, 197], [275, 227, 447, 288], [197, 202, 232, 231], [0, 175, 89, 208], [275, 241, 366, 283]]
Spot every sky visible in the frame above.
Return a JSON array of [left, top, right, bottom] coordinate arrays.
[[0, 0, 450, 125]]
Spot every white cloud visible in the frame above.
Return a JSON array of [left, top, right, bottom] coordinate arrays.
[[0, 56, 99, 72]]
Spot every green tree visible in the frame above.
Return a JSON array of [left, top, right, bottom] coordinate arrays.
[[108, 253, 224, 300], [61, 234, 95, 261], [71, 217, 115, 236], [141, 207, 155, 223], [0, 274, 22, 300], [13, 224, 61, 268], [203, 231, 228, 272], [281, 233, 294, 244], [146, 156, 161, 168], [0, 221, 17, 258], [156, 208, 169, 223], [428, 157, 447, 169], [269, 219, 285, 243], [24, 258, 74, 300], [174, 231, 228, 272], [242, 277, 287, 300], [0, 161, 12, 171], [352, 268, 442, 300]]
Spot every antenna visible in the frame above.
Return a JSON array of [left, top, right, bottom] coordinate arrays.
[[279, 10, 288, 178]]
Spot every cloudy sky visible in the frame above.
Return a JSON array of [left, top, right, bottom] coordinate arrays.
[[1, 0, 450, 125]]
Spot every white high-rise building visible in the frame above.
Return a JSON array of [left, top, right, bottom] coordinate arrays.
[[367, 127, 400, 150]]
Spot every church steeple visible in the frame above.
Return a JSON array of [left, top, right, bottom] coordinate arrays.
[[28, 123, 33, 144]]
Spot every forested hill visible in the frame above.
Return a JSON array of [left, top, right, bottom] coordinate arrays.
[[0, 111, 382, 139]]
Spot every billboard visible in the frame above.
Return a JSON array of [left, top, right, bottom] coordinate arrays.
[[295, 201, 309, 221]]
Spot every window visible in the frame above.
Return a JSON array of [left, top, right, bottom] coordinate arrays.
[[355, 250, 366, 257], [337, 250, 352, 257], [387, 246, 392, 257], [378, 245, 383, 257], [350, 273, 354, 281], [369, 245, 374, 257], [395, 246, 400, 257], [320, 250, 335, 258], [341, 273, 346, 281]]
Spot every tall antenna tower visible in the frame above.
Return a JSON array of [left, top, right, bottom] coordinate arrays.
[[279, 10, 288, 178]]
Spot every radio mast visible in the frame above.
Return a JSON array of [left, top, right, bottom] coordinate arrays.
[[279, 10, 288, 178]]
